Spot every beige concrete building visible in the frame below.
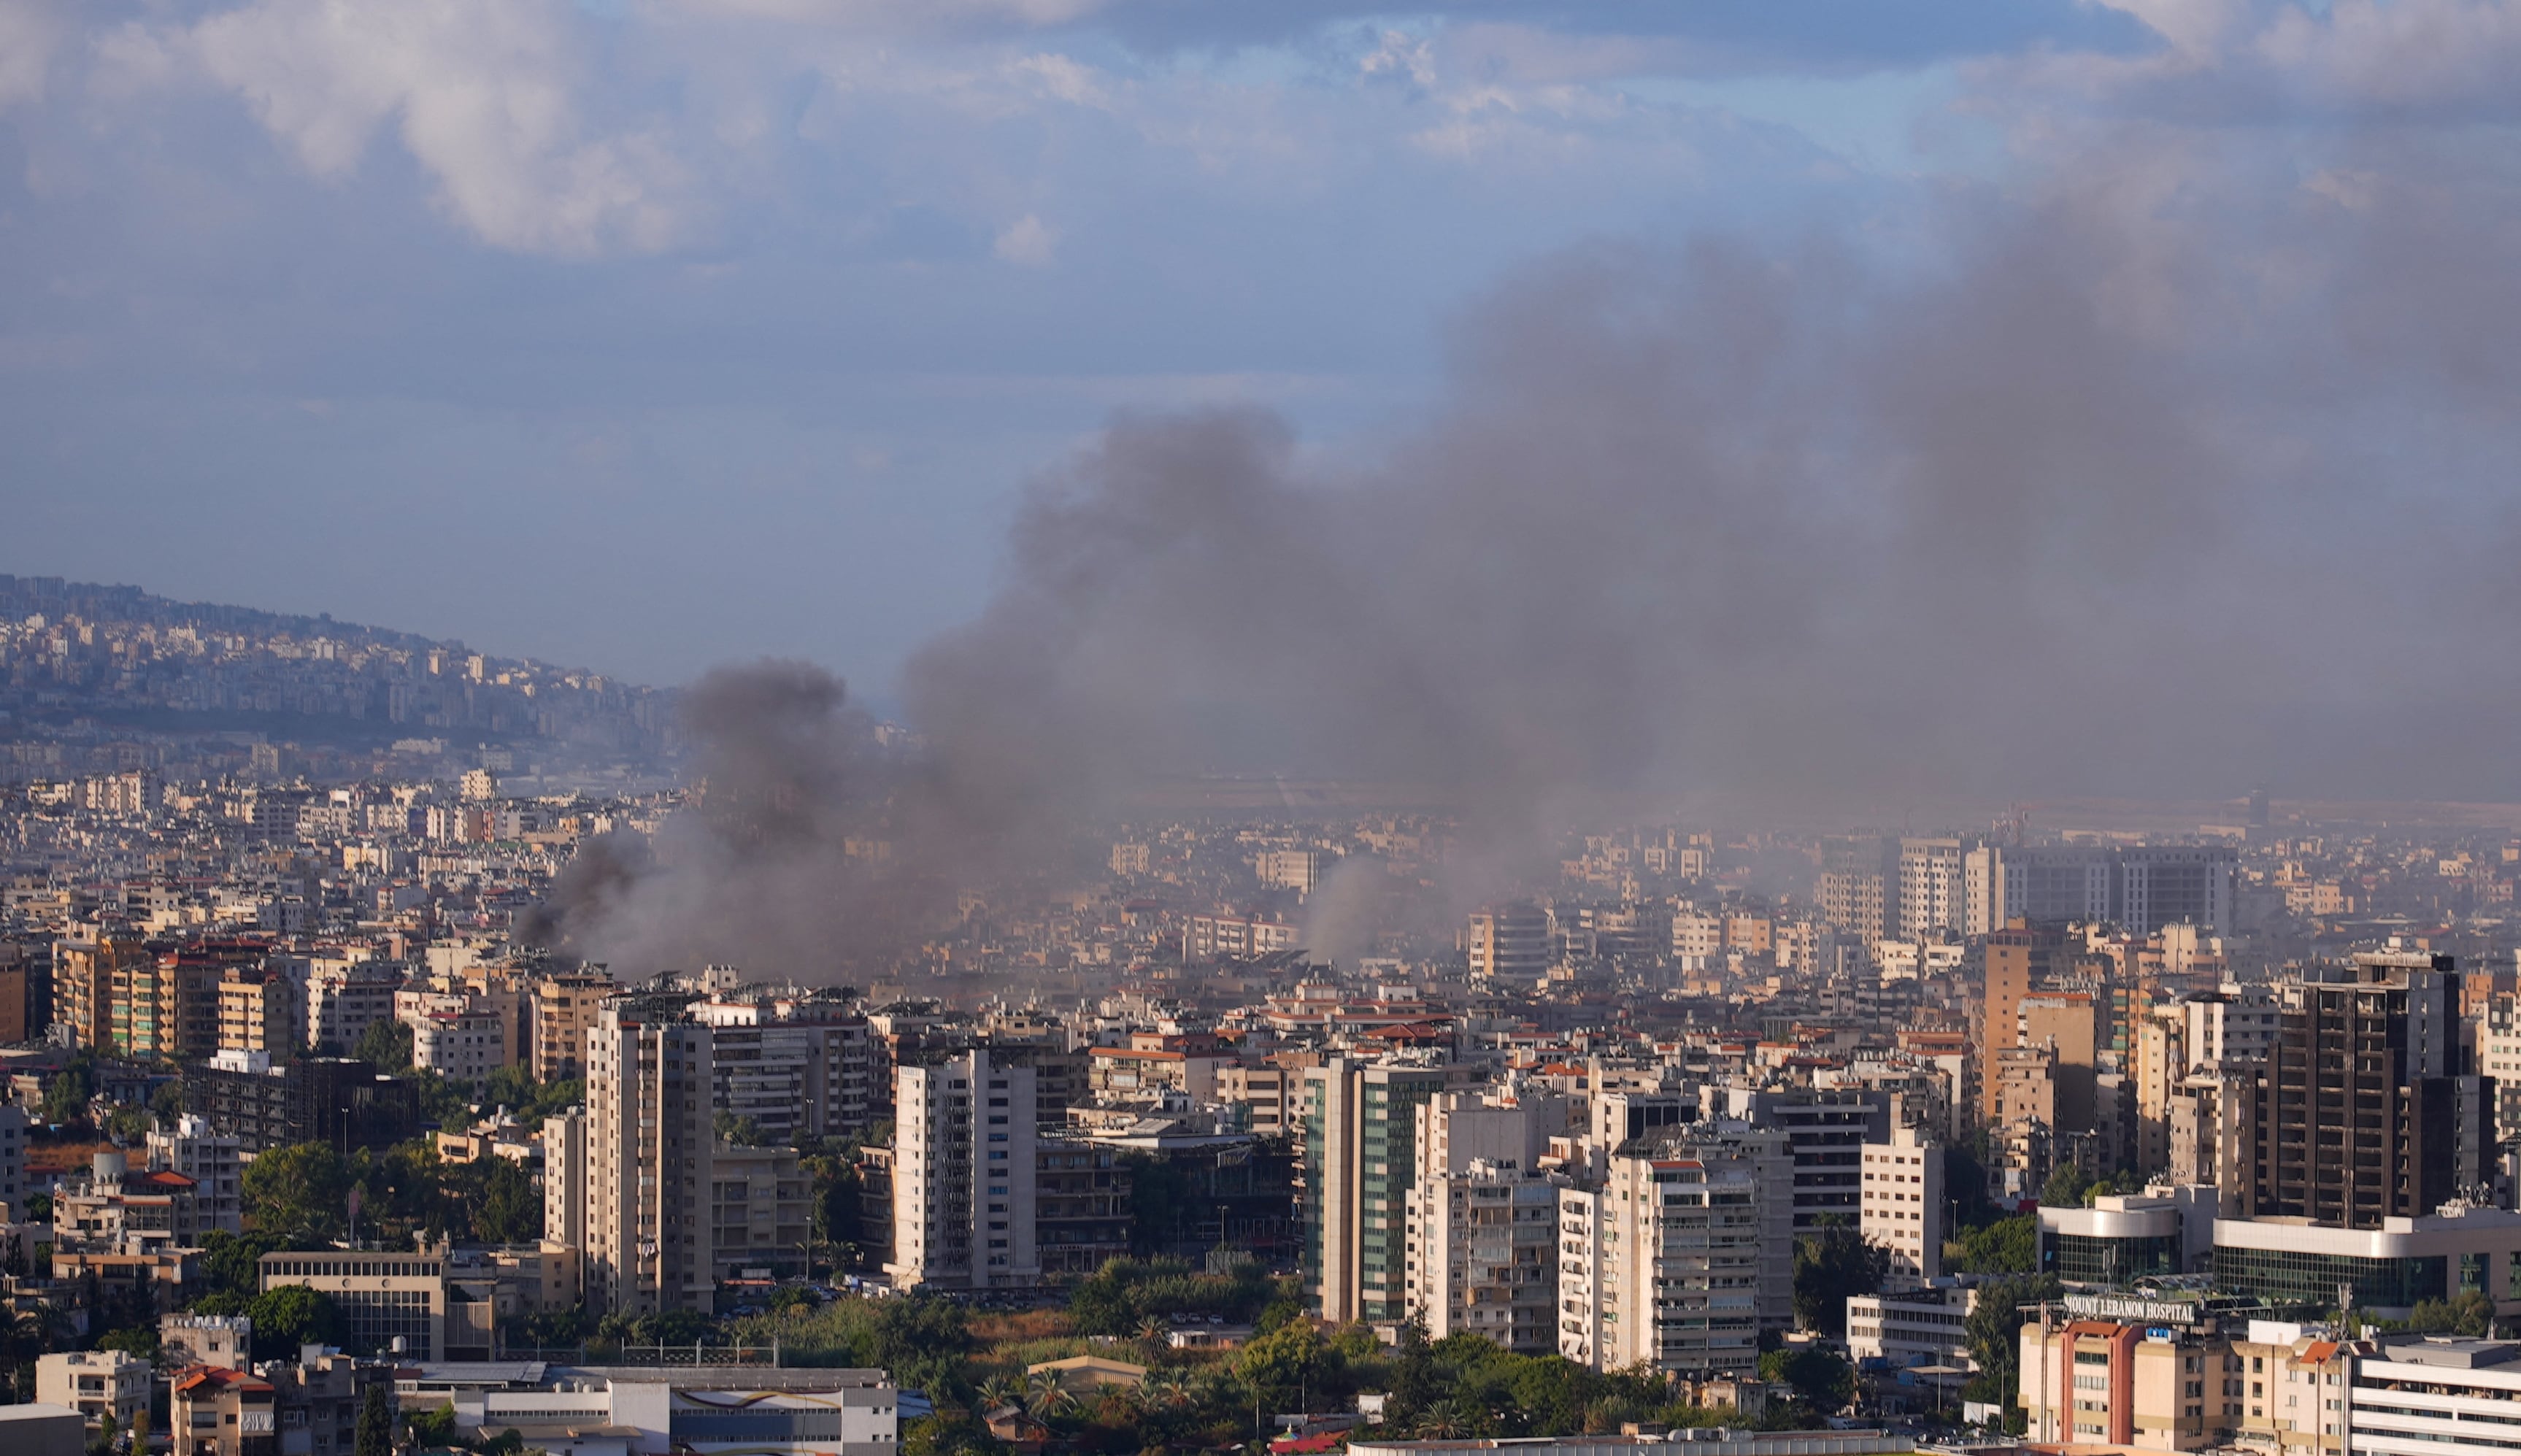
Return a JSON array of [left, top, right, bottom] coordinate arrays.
[[36, 1351, 150, 1431], [1860, 1125, 1943, 1283], [2020, 1317, 2241, 1451], [260, 1245, 454, 1360], [585, 1001, 717, 1315], [532, 968, 616, 1082]]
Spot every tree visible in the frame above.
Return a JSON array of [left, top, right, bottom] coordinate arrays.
[[461, 1156, 542, 1244], [1760, 1347, 1855, 1413], [242, 1143, 353, 1242], [1950, 1213, 2038, 1274], [2401, 1292, 2493, 1337], [1234, 1319, 1326, 1411], [355, 1384, 393, 1456], [2039, 1164, 2094, 1209], [1962, 1273, 2063, 1420], [247, 1284, 342, 1359], [1792, 1222, 1887, 1337], [357, 1019, 415, 1074], [42, 1058, 94, 1127], [150, 1080, 186, 1127], [404, 1402, 458, 1449]]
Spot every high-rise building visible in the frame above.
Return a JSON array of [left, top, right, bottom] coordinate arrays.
[[1401, 1158, 1557, 1354], [215, 967, 299, 1057], [1299, 1058, 1450, 1322], [1898, 837, 1965, 939], [690, 1001, 881, 1141], [1859, 1125, 1944, 1284], [709, 1142, 812, 1282], [531, 968, 616, 1082], [2134, 1004, 2187, 1172], [543, 1109, 588, 1249], [1255, 849, 1325, 895], [1556, 1125, 1793, 1376], [1819, 836, 1897, 948], [888, 1049, 1039, 1291], [1466, 904, 1550, 985], [306, 958, 403, 1056], [1993, 846, 2239, 933], [1724, 1086, 1890, 1230], [585, 999, 717, 1315], [1980, 918, 2066, 1126], [2248, 952, 2486, 1228], [2019, 991, 2101, 1135], [54, 928, 145, 1053]]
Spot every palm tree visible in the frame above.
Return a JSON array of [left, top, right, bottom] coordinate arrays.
[[1136, 1314, 1171, 1351], [975, 1375, 1025, 1413], [1144, 1370, 1193, 1411], [1025, 1372, 1076, 1420]]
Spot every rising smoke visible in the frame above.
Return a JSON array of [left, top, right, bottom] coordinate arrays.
[[556, 121, 2521, 979]]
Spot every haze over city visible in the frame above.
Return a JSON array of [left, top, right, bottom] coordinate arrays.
[[13, 7, 2521, 1456]]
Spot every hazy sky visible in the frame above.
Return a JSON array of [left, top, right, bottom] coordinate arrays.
[[1, 0, 2514, 728]]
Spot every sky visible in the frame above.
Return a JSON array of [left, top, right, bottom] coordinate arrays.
[[0, 0, 2128, 685], [13, 0, 2521, 809]]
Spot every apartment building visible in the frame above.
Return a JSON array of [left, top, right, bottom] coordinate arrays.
[[1556, 1135, 1785, 1377], [531, 968, 616, 1082], [585, 998, 717, 1316], [1860, 1125, 1944, 1283], [888, 1049, 1039, 1291], [1401, 1158, 1556, 1354]]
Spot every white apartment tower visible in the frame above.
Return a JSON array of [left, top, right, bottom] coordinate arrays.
[[1558, 1144, 1777, 1376], [1404, 1158, 1558, 1354], [145, 1114, 242, 1235], [585, 1001, 716, 1316], [888, 1050, 1040, 1291], [1860, 1124, 1944, 1284], [1898, 837, 1965, 939]]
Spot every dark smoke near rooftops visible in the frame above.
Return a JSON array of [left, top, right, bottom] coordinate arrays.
[[544, 131, 2521, 981]]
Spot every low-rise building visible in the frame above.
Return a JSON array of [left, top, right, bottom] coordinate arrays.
[[1846, 1282, 1976, 1372], [2020, 1309, 2244, 1451], [2228, 1320, 2352, 1456], [2214, 1205, 2521, 1320], [2349, 1336, 2521, 1456], [161, 1312, 253, 1371], [2041, 1187, 2219, 1286], [36, 1349, 150, 1431], [171, 1364, 278, 1456], [261, 1244, 450, 1361]]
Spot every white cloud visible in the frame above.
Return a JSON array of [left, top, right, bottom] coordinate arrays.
[[661, 0, 1109, 28], [993, 212, 1058, 265], [0, 0, 64, 108], [2255, 0, 2521, 108], [123, 0, 694, 255]]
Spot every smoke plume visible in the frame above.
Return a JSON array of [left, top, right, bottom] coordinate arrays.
[[556, 112, 2521, 979]]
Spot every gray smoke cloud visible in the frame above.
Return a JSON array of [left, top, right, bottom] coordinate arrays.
[[531, 660, 955, 982], [553, 114, 2521, 980], [901, 134, 2521, 833]]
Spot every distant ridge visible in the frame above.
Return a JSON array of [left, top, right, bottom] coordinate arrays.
[[3, 574, 512, 661], [0, 574, 674, 771]]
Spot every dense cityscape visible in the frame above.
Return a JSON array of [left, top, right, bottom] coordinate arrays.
[[3, 585, 2521, 1456]]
